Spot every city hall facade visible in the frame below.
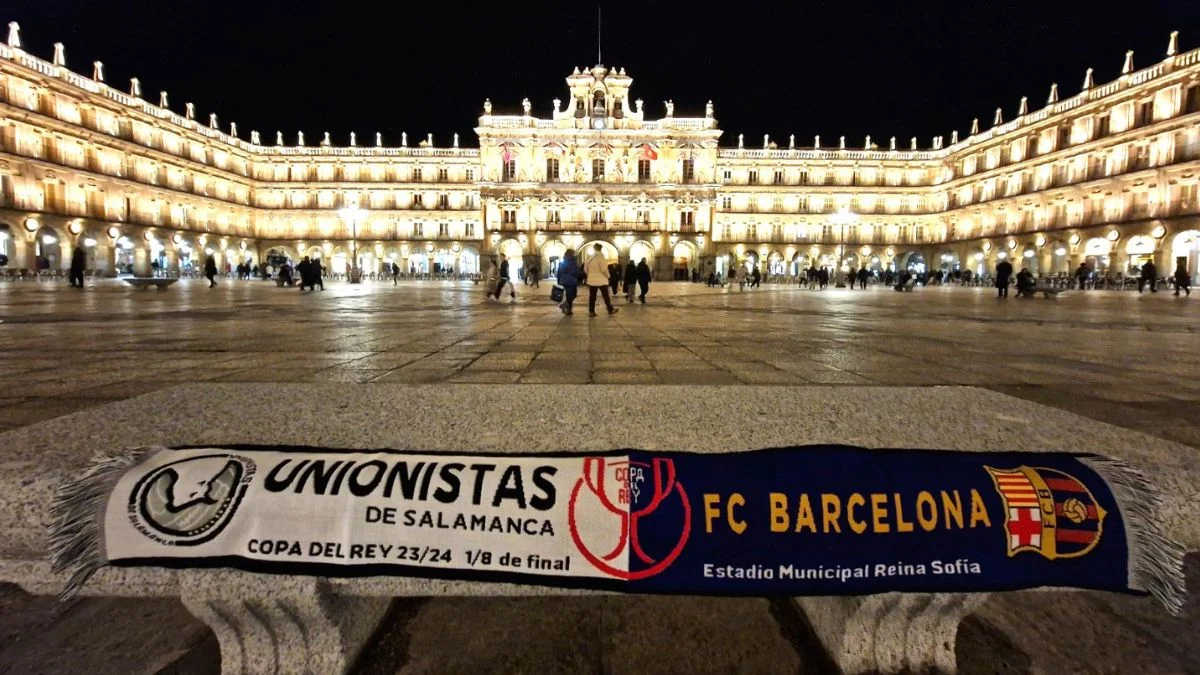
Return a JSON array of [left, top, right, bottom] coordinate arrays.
[[1, 22, 1199, 282]]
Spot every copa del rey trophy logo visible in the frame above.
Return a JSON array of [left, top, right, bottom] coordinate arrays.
[[567, 457, 691, 580]]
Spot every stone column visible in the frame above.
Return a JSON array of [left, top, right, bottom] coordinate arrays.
[[180, 573, 391, 675], [796, 592, 989, 674]]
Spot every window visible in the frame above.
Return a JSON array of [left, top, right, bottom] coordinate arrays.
[[898, 224, 909, 242], [1186, 85, 1200, 114], [721, 224, 731, 240], [638, 159, 651, 182], [548, 210, 562, 225], [1136, 101, 1153, 127], [502, 160, 516, 181], [412, 193, 424, 209], [438, 222, 449, 237], [822, 224, 833, 240], [437, 193, 449, 209], [680, 211, 694, 231], [914, 225, 925, 242], [464, 194, 476, 209], [636, 210, 651, 224], [1095, 114, 1111, 139], [438, 168, 448, 182], [412, 167, 422, 182], [501, 210, 516, 225], [466, 169, 474, 181], [682, 160, 695, 183], [413, 222, 424, 237], [748, 170, 759, 184], [546, 158, 560, 182], [722, 169, 732, 182], [591, 210, 606, 225], [748, 224, 758, 240], [466, 223, 476, 237], [797, 196, 808, 212], [1058, 126, 1071, 150], [592, 159, 605, 182], [773, 195, 784, 211], [798, 169, 809, 185], [721, 196, 732, 209], [773, 169, 783, 185]]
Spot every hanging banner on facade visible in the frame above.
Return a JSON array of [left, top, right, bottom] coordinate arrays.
[[49, 445, 1185, 613]]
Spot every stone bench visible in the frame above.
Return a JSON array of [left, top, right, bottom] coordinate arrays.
[[123, 277, 178, 290], [0, 384, 1194, 674]]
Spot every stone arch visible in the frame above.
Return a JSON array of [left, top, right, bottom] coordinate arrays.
[[1172, 230, 1200, 284], [0, 222, 12, 266], [628, 239, 655, 266], [895, 251, 927, 273], [34, 224, 65, 270], [578, 239, 619, 262]]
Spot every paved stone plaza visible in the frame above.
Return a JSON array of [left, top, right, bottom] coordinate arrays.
[[0, 277, 1197, 674]]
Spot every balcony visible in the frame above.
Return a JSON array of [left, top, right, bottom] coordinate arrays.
[[533, 220, 661, 233]]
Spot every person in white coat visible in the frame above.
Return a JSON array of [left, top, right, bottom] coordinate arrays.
[[583, 244, 619, 316]]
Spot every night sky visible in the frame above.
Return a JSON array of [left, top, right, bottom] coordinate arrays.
[[3, 1, 1196, 149]]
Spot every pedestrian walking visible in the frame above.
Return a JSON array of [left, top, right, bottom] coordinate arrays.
[[69, 244, 86, 288], [1138, 260, 1158, 293], [857, 267, 869, 289], [751, 265, 761, 288], [1174, 262, 1191, 296], [584, 244, 619, 316], [392, 261, 399, 286], [636, 257, 651, 304], [1074, 263, 1090, 290], [204, 253, 218, 288], [529, 263, 540, 289], [995, 259, 1013, 298], [556, 248, 580, 315], [623, 260, 638, 302], [297, 257, 313, 291], [488, 254, 517, 303], [608, 263, 621, 295], [818, 267, 829, 290]]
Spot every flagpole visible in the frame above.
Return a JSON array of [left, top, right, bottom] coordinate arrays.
[[597, 7, 602, 64]]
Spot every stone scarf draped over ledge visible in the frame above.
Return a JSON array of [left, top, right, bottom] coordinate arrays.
[[48, 445, 1186, 613]]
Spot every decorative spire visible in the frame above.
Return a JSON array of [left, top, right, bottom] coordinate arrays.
[[159, 91, 168, 108], [839, 136, 846, 150], [970, 118, 979, 135], [865, 135, 871, 149], [426, 133, 433, 146], [297, 131, 305, 146], [889, 136, 896, 151], [951, 130, 959, 144], [276, 131, 283, 146], [1018, 96, 1028, 115], [185, 102, 194, 119], [1048, 83, 1059, 104], [737, 133, 743, 149], [92, 61, 104, 82], [7, 22, 20, 49], [814, 135, 820, 149], [453, 133, 459, 148], [350, 132, 356, 147], [1121, 50, 1134, 75], [789, 134, 795, 149], [230, 122, 237, 138], [910, 137, 917, 150], [483, 98, 492, 115], [251, 130, 260, 145], [1167, 30, 1179, 57], [401, 132, 408, 147], [130, 77, 142, 98], [52, 42, 65, 67], [1082, 67, 1094, 90], [993, 107, 1003, 126], [375, 132, 382, 147], [209, 113, 218, 129], [321, 132, 330, 146], [763, 134, 769, 149]]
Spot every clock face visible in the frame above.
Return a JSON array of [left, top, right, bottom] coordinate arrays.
[[593, 119, 605, 130]]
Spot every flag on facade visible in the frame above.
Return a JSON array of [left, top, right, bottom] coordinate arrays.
[[641, 143, 658, 160], [501, 142, 513, 163]]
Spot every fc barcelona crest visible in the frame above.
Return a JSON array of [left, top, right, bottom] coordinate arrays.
[[985, 466, 1106, 560]]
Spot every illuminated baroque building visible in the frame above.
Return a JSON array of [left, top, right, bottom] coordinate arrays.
[[1, 22, 1199, 282]]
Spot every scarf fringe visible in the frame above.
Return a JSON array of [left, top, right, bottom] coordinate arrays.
[[1081, 455, 1187, 615], [47, 446, 159, 601]]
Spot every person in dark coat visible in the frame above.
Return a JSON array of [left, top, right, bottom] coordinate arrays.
[[556, 248, 580, 315], [623, 261, 638, 302], [69, 245, 87, 288], [1174, 262, 1191, 297], [297, 257, 313, 291], [1074, 263, 1090, 290], [204, 253, 218, 287], [488, 254, 513, 302], [856, 267, 869, 289], [750, 265, 761, 288], [609, 263, 621, 294], [1138, 260, 1158, 293], [995, 259, 1013, 298], [1015, 267, 1036, 297], [636, 257, 652, 304], [391, 261, 400, 286]]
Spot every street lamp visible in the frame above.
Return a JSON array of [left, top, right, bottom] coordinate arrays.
[[830, 207, 857, 288], [338, 205, 367, 283]]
